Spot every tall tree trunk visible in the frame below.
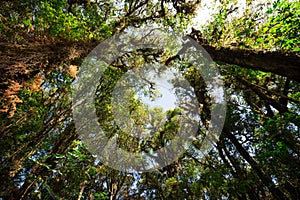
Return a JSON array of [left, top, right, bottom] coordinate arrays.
[[15, 124, 76, 199], [223, 127, 288, 200], [217, 140, 255, 200]]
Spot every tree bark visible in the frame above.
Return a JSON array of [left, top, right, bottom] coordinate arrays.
[[223, 127, 288, 200], [203, 45, 300, 82], [15, 124, 76, 199], [188, 29, 300, 82]]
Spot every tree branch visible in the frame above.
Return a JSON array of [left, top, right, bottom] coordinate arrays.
[[188, 29, 300, 82]]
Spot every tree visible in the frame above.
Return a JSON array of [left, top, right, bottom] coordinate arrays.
[[0, 0, 299, 199]]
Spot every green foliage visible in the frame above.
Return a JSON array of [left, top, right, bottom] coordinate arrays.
[[201, 0, 300, 52], [0, 0, 299, 199], [34, 0, 114, 40], [260, 0, 300, 51], [0, 0, 115, 42]]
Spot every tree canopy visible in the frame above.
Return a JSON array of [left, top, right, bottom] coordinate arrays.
[[0, 0, 299, 199]]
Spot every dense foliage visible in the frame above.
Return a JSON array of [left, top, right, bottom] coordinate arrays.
[[0, 0, 299, 199]]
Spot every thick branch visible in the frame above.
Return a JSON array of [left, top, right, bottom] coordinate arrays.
[[189, 30, 300, 82]]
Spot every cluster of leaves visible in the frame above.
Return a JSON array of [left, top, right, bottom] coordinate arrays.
[[201, 0, 300, 52], [261, 0, 300, 51], [34, 0, 115, 40], [0, 0, 115, 42]]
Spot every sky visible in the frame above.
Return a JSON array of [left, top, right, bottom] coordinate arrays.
[[138, 68, 178, 112], [191, 0, 279, 28], [192, 0, 246, 27]]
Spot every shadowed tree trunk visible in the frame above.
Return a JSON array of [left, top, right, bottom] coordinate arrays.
[[223, 127, 289, 200]]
